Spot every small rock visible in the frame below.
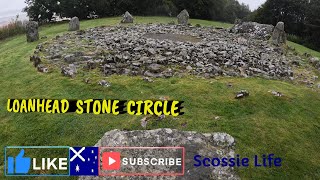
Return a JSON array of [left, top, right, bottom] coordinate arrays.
[[164, 51, 173, 56], [98, 80, 111, 87], [30, 55, 41, 67], [147, 48, 156, 55], [140, 116, 148, 128], [64, 54, 76, 63], [37, 64, 48, 73], [158, 114, 165, 121], [313, 76, 318, 81], [235, 90, 249, 99], [186, 65, 193, 71], [61, 66, 76, 78], [144, 71, 163, 78], [159, 96, 170, 101], [148, 63, 163, 73], [143, 77, 154, 82], [269, 90, 283, 97], [227, 83, 233, 88], [196, 62, 204, 68], [84, 78, 91, 84]]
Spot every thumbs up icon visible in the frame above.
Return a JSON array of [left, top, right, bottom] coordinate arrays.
[[7, 149, 31, 174]]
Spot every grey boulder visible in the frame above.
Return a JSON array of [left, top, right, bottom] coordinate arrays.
[[79, 128, 239, 180], [272, 22, 286, 45], [177, 9, 189, 25], [26, 21, 39, 42], [121, 11, 133, 23], [69, 17, 80, 31]]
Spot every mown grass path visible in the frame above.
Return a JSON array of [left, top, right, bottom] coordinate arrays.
[[0, 17, 320, 179]]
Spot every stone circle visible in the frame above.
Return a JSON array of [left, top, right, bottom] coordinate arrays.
[[32, 23, 297, 80]]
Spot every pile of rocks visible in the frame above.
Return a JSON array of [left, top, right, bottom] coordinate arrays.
[[79, 128, 239, 180], [230, 21, 274, 40], [32, 23, 296, 79]]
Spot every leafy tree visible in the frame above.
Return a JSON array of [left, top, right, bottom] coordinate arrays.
[[24, 0, 251, 24], [59, 0, 93, 20], [24, 0, 59, 22], [223, 0, 250, 23], [252, 0, 320, 50]]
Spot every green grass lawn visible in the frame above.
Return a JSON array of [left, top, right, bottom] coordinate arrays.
[[288, 41, 320, 58], [1, 16, 320, 179]]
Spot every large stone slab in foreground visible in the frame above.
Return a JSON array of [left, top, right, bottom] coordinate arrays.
[[80, 128, 239, 180]]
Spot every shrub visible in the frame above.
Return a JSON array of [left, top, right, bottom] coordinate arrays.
[[0, 16, 26, 41]]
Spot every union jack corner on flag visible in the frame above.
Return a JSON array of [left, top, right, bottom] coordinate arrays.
[[70, 147, 99, 176]]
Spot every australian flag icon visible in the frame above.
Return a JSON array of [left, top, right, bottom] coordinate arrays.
[[70, 147, 99, 176]]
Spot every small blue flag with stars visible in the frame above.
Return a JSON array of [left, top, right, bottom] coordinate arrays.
[[70, 147, 99, 176]]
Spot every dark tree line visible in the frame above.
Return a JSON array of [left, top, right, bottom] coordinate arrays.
[[24, 0, 250, 23], [251, 0, 320, 51]]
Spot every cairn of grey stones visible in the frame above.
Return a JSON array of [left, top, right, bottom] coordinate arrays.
[[32, 24, 298, 80], [177, 9, 189, 25], [26, 21, 39, 42], [121, 11, 133, 23], [69, 17, 80, 31], [272, 22, 286, 46]]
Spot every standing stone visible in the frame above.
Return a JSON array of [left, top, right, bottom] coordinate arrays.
[[69, 17, 80, 31], [26, 21, 39, 42], [177, 9, 189, 25], [272, 22, 286, 45], [121, 11, 133, 23], [234, 18, 242, 25]]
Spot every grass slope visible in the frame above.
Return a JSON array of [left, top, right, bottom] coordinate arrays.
[[288, 41, 320, 58], [0, 16, 320, 179]]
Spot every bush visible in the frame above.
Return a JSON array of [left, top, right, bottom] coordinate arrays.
[[25, 0, 251, 23], [287, 34, 304, 45], [0, 17, 26, 41]]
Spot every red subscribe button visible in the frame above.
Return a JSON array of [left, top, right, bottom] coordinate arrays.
[[99, 147, 185, 176]]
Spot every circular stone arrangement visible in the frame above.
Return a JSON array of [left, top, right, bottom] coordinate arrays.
[[32, 24, 297, 80]]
